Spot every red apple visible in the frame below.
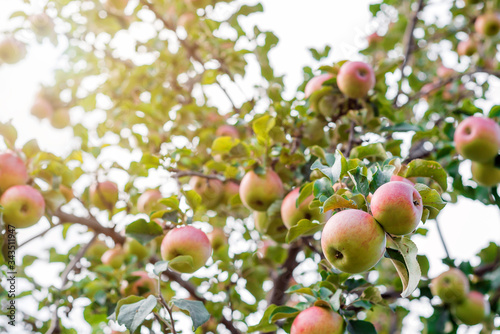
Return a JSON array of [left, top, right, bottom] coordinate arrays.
[[291, 306, 344, 334], [223, 180, 239, 204], [137, 189, 163, 213], [304, 74, 333, 99], [239, 168, 284, 211], [321, 209, 386, 274], [475, 13, 500, 37], [160, 226, 212, 273], [0, 37, 26, 64], [0, 185, 45, 228], [390, 175, 415, 186], [31, 96, 54, 119], [454, 116, 500, 163], [90, 181, 119, 210], [215, 124, 239, 139], [281, 188, 326, 229], [0, 152, 29, 192], [336, 61, 375, 99], [457, 38, 477, 56], [367, 32, 383, 47], [189, 176, 224, 209], [371, 181, 423, 235]]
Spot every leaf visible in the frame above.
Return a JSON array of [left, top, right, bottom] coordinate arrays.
[[347, 320, 377, 334], [404, 159, 448, 191], [322, 194, 357, 212], [268, 306, 300, 322], [349, 143, 387, 160], [172, 299, 210, 330], [116, 295, 157, 333], [153, 260, 169, 276], [488, 105, 500, 118], [310, 159, 333, 181], [414, 183, 447, 218], [183, 190, 202, 211], [297, 183, 313, 206], [125, 219, 164, 244], [211, 136, 240, 154], [381, 123, 423, 132], [286, 219, 324, 243], [331, 150, 347, 183], [247, 304, 278, 332], [361, 286, 388, 306], [348, 166, 369, 197], [252, 115, 275, 145], [114, 296, 144, 319], [385, 237, 421, 298], [313, 177, 334, 202]]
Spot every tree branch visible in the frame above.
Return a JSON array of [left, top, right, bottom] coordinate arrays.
[[268, 242, 302, 306]]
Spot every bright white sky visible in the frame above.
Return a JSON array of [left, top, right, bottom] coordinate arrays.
[[0, 0, 499, 333]]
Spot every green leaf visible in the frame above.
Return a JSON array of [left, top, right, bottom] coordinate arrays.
[[211, 136, 240, 154], [488, 105, 500, 118], [349, 143, 387, 160], [116, 295, 157, 333], [140, 153, 160, 169], [125, 219, 164, 244], [347, 320, 377, 334], [172, 299, 210, 330], [310, 159, 333, 181], [361, 286, 388, 306], [286, 219, 325, 243], [314, 177, 334, 202], [183, 190, 202, 211], [248, 304, 278, 333], [153, 260, 169, 276], [297, 183, 313, 206], [348, 166, 369, 197], [381, 123, 423, 132], [322, 194, 357, 212], [385, 237, 421, 298], [414, 183, 447, 218], [404, 159, 448, 191], [331, 150, 348, 183], [269, 306, 300, 322], [252, 115, 275, 145], [114, 296, 144, 319]]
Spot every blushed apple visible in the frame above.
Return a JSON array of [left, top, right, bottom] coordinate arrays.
[[471, 161, 500, 187], [430, 268, 469, 304], [215, 124, 239, 139], [390, 175, 415, 186], [0, 152, 29, 192], [90, 181, 119, 210], [239, 168, 284, 211], [253, 210, 288, 243], [304, 74, 333, 98], [321, 209, 386, 274], [291, 306, 344, 334], [0, 37, 26, 64], [137, 189, 163, 213], [124, 237, 149, 261], [281, 188, 325, 229], [120, 271, 157, 296], [223, 180, 240, 205], [207, 227, 227, 250], [0, 185, 45, 228], [452, 291, 489, 325], [475, 13, 500, 36], [50, 108, 71, 129], [454, 116, 500, 163], [101, 245, 125, 269], [457, 38, 477, 56], [436, 66, 454, 79], [189, 176, 224, 209], [29, 13, 55, 37], [31, 96, 54, 119], [336, 61, 375, 99], [371, 181, 423, 235], [160, 225, 212, 273]]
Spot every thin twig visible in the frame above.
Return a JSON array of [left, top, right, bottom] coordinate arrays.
[[434, 217, 450, 259], [18, 222, 60, 248]]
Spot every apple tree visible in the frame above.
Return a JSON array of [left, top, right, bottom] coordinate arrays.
[[0, 0, 500, 333]]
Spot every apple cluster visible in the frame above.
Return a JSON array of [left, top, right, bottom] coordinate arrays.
[[30, 92, 71, 129], [454, 116, 500, 187], [431, 268, 490, 325], [457, 11, 500, 58]]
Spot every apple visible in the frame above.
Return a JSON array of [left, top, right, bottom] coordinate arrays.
[[471, 161, 500, 187], [0, 37, 26, 64], [367, 32, 382, 47], [50, 108, 71, 129], [30, 96, 54, 119], [215, 124, 239, 139], [475, 13, 500, 37], [454, 116, 500, 163], [239, 168, 284, 211], [107, 0, 128, 11], [101, 245, 125, 269], [281, 188, 325, 229], [437, 66, 454, 79], [90, 181, 119, 210], [137, 189, 163, 213], [178, 12, 197, 29], [189, 176, 224, 209], [160, 225, 212, 273], [304, 74, 333, 99], [0, 185, 45, 229], [370, 181, 423, 235], [29, 13, 55, 37], [120, 271, 157, 297], [124, 237, 149, 261], [207, 227, 227, 250], [253, 210, 288, 243], [336, 61, 375, 99], [457, 38, 477, 56], [430, 268, 469, 304], [223, 180, 239, 204], [0, 152, 29, 192], [451, 291, 489, 325], [321, 209, 386, 274], [86, 240, 109, 262], [390, 175, 415, 186], [291, 306, 344, 334]]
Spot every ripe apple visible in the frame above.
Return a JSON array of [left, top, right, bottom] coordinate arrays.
[[367, 32, 382, 47], [291, 306, 344, 334], [223, 180, 239, 204], [336, 61, 375, 99], [0, 37, 26, 64], [215, 124, 239, 139], [189, 176, 224, 209], [29, 13, 55, 37], [101, 245, 125, 269], [475, 13, 500, 36], [454, 116, 500, 163], [430, 268, 469, 304], [390, 175, 415, 186], [0, 152, 29, 192], [137, 189, 163, 213], [457, 38, 477, 56], [0, 185, 45, 228], [451, 291, 489, 325], [304, 74, 333, 98], [371, 181, 423, 235], [471, 161, 500, 187], [253, 210, 288, 243], [160, 225, 212, 273], [207, 227, 227, 250], [239, 168, 284, 211], [120, 271, 157, 296], [124, 237, 149, 261], [321, 209, 386, 274], [90, 181, 119, 210], [281, 188, 325, 229], [50, 108, 71, 129], [31, 96, 54, 119]]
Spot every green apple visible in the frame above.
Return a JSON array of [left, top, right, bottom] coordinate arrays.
[[189, 176, 224, 209], [253, 210, 288, 243], [321, 209, 386, 274], [223, 180, 240, 205], [430, 268, 469, 304], [471, 161, 500, 187], [50, 108, 71, 129], [101, 245, 125, 269], [137, 189, 163, 213], [454, 116, 500, 163], [0, 37, 26, 64], [90, 181, 119, 210], [124, 237, 149, 261], [452, 291, 489, 325], [475, 13, 500, 36], [291, 306, 344, 334], [0, 185, 45, 228], [207, 227, 227, 250], [160, 226, 212, 273], [281, 188, 326, 229], [371, 181, 423, 235], [239, 168, 284, 211], [0, 152, 29, 192], [31, 96, 54, 119], [29, 13, 55, 37], [107, 0, 128, 11], [336, 61, 375, 99]]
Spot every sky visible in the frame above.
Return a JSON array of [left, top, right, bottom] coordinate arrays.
[[0, 0, 499, 333]]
